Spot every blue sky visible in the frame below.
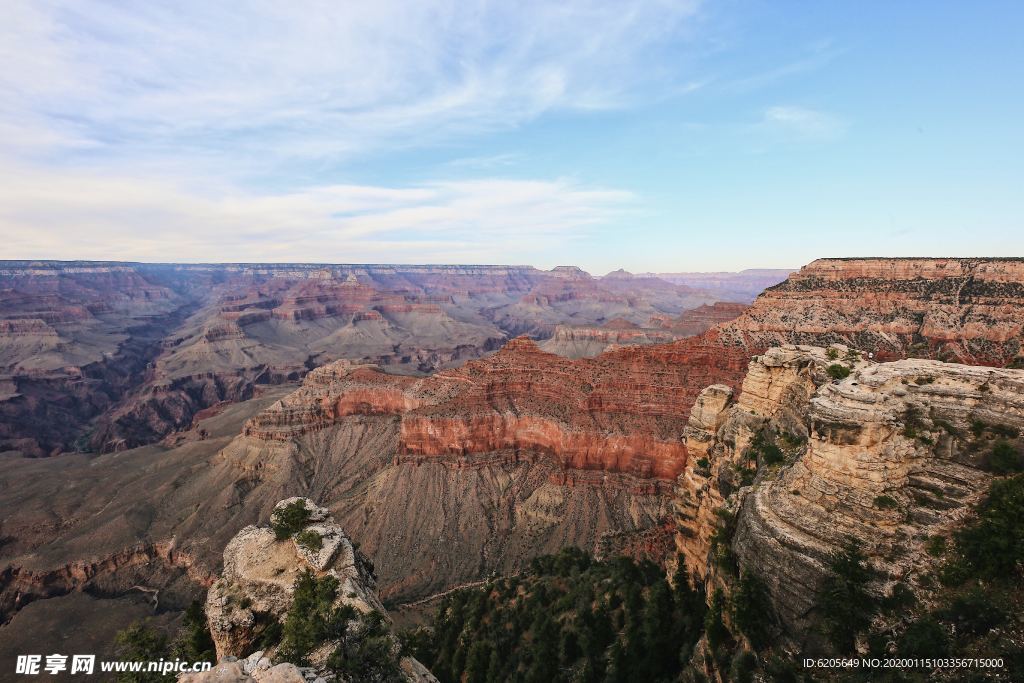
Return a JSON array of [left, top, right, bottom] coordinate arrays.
[[1, 1, 1021, 272]]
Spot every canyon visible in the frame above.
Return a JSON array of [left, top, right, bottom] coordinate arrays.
[[2, 257, 1024, 676], [0, 261, 725, 457]]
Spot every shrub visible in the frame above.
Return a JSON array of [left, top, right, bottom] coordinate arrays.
[[936, 587, 1006, 636], [954, 474, 1024, 579], [926, 535, 947, 557], [898, 617, 948, 658], [827, 364, 851, 380], [295, 529, 323, 552], [278, 571, 356, 665], [704, 589, 729, 651], [327, 611, 402, 683], [272, 500, 312, 540], [881, 583, 916, 612], [826, 348, 840, 360], [986, 440, 1024, 474], [760, 443, 784, 466], [730, 572, 773, 650], [816, 538, 876, 653], [729, 649, 757, 683], [992, 424, 1021, 439], [746, 430, 785, 467], [171, 601, 216, 664], [114, 622, 169, 682], [874, 495, 899, 510]]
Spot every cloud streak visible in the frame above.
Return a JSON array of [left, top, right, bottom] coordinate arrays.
[[0, 0, 701, 262], [0, 165, 634, 264], [2, 0, 702, 167]]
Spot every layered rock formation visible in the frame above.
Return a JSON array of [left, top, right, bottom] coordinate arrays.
[[539, 323, 682, 358], [242, 335, 755, 486], [193, 497, 435, 682], [0, 263, 191, 456], [718, 258, 1024, 366], [673, 346, 835, 579], [672, 345, 1024, 646], [1, 261, 718, 455], [660, 302, 749, 337]]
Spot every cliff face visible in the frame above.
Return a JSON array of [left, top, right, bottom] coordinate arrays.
[[658, 302, 749, 336], [673, 346, 832, 578], [718, 258, 1024, 366], [0, 264, 193, 456], [539, 324, 683, 358], [672, 345, 1024, 647], [243, 335, 753, 485]]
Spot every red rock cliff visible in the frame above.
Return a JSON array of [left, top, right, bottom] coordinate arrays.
[[718, 257, 1024, 365]]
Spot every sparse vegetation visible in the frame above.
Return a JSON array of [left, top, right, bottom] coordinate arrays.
[[827, 364, 851, 380], [171, 600, 216, 664], [815, 538, 876, 653], [926, 535, 947, 557], [901, 404, 929, 440], [114, 602, 216, 681], [745, 430, 785, 467], [278, 571, 355, 664], [985, 439, 1024, 474], [113, 622, 171, 682], [295, 529, 324, 552], [873, 495, 899, 510], [730, 572, 774, 651], [271, 499, 313, 540], [950, 474, 1024, 580]]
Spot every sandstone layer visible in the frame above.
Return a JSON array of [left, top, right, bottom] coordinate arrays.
[[718, 258, 1024, 365], [671, 345, 1024, 647], [243, 335, 753, 485]]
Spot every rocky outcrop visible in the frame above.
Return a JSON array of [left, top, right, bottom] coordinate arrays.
[[199, 498, 435, 682], [661, 302, 749, 336], [718, 258, 1024, 366], [673, 346, 835, 578], [672, 344, 1024, 647], [539, 323, 683, 358]]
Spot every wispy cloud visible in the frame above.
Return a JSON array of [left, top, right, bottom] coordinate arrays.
[[0, 164, 634, 263], [762, 105, 846, 140], [0, 0, 697, 261], [1, 0, 702, 168]]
